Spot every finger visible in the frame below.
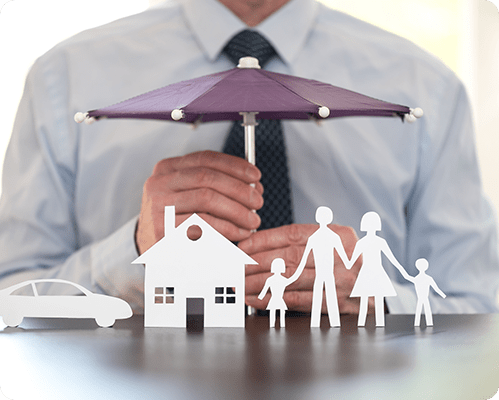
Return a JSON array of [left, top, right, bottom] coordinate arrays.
[[244, 246, 314, 276], [238, 224, 318, 254], [167, 188, 261, 231], [154, 150, 261, 184], [164, 166, 264, 211]]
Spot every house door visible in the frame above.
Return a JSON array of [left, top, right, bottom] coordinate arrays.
[[186, 297, 204, 331]]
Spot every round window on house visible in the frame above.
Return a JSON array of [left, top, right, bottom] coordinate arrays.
[[186, 224, 202, 241]]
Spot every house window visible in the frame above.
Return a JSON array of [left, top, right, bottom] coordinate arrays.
[[215, 287, 236, 304], [154, 287, 174, 304]]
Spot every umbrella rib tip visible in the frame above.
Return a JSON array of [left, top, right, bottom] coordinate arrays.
[[74, 112, 88, 123], [171, 109, 185, 121], [404, 107, 424, 123], [318, 106, 330, 118], [74, 112, 97, 125]]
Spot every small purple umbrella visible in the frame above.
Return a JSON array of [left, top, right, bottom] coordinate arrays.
[[75, 57, 422, 165]]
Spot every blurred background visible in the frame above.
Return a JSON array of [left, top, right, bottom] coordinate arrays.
[[0, 0, 498, 228]]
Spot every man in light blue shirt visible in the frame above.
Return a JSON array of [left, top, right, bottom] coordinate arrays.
[[0, 0, 498, 315]]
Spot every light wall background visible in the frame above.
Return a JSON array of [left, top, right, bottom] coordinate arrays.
[[1, 0, 498, 224]]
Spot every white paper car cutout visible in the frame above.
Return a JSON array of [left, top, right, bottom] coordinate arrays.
[[0, 279, 132, 327]]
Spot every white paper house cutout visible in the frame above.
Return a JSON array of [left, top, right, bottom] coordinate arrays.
[[133, 206, 257, 328]]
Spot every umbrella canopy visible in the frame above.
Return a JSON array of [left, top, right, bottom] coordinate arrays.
[[78, 57, 419, 125]]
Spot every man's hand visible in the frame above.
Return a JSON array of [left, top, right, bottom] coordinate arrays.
[[240, 223, 369, 315], [135, 150, 264, 254]]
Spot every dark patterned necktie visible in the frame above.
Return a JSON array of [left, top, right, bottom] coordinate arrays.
[[222, 30, 293, 230]]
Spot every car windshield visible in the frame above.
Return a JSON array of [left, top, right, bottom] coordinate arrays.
[[34, 282, 87, 296]]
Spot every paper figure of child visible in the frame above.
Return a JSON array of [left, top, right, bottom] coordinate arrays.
[[258, 258, 293, 328], [289, 206, 351, 328], [348, 211, 409, 327], [402, 258, 446, 326]]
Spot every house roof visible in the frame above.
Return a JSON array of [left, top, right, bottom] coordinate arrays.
[[132, 213, 257, 266]]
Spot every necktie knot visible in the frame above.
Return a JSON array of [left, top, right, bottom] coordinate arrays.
[[223, 30, 277, 68]]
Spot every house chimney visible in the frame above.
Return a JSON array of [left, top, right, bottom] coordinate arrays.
[[164, 206, 175, 238]]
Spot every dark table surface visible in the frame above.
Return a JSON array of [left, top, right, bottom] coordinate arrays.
[[0, 314, 498, 400]]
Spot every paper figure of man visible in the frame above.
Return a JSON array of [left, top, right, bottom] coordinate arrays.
[[289, 206, 350, 327], [258, 258, 293, 328], [403, 258, 446, 326], [348, 211, 409, 327]]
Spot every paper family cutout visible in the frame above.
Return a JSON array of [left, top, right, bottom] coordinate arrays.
[[260, 207, 446, 328], [0, 279, 132, 328]]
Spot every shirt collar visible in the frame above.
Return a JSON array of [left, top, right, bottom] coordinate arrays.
[[182, 0, 318, 65]]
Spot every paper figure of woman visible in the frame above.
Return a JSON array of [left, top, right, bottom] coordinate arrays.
[[349, 211, 409, 327]]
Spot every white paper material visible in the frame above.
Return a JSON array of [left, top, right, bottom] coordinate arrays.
[[0, 279, 132, 327], [404, 258, 446, 326], [258, 258, 292, 328], [289, 206, 351, 327], [133, 206, 257, 328]]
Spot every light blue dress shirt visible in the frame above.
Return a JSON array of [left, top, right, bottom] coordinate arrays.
[[0, 0, 498, 314]]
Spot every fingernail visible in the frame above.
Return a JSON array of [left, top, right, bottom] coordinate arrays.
[[250, 211, 261, 229], [250, 188, 263, 209], [238, 228, 251, 238], [246, 165, 261, 181]]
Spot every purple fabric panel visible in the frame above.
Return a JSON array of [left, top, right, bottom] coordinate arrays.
[[88, 70, 231, 120], [262, 70, 410, 116], [184, 69, 317, 117]]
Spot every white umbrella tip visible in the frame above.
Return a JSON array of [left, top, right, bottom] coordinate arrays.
[[318, 106, 330, 118], [171, 109, 184, 121], [405, 107, 424, 123], [74, 112, 88, 123], [237, 57, 261, 69], [412, 107, 424, 118]]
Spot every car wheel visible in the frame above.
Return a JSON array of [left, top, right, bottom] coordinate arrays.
[[95, 316, 115, 328], [3, 313, 23, 327]]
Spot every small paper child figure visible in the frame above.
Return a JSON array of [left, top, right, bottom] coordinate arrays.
[[258, 258, 292, 328], [403, 258, 446, 326]]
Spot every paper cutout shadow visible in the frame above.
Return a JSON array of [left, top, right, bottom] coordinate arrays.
[[0, 279, 132, 328]]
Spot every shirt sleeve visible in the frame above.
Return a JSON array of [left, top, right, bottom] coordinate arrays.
[[386, 76, 499, 314], [0, 53, 145, 313]]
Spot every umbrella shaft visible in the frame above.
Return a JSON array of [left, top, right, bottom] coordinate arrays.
[[245, 127, 255, 165], [242, 112, 257, 166]]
